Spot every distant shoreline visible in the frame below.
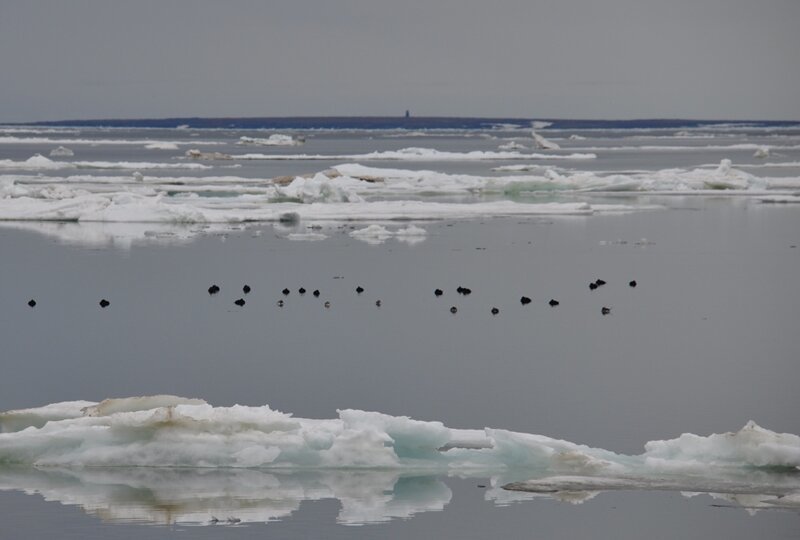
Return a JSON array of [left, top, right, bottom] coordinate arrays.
[[10, 117, 800, 131]]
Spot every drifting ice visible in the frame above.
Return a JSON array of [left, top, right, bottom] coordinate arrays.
[[238, 135, 303, 146], [532, 130, 561, 150], [49, 146, 74, 157], [0, 396, 798, 473]]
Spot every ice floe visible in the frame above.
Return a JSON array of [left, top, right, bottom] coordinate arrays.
[[753, 146, 770, 158], [347, 224, 427, 245], [0, 136, 221, 147], [0, 397, 797, 525], [285, 231, 328, 242], [49, 146, 74, 157], [1, 397, 797, 475], [145, 142, 180, 150], [568, 143, 800, 153], [234, 147, 596, 161], [512, 137, 557, 152], [1, 159, 797, 227], [532, 130, 561, 150], [498, 141, 528, 151], [0, 154, 210, 171], [186, 148, 233, 160], [238, 134, 304, 146], [349, 224, 394, 244]]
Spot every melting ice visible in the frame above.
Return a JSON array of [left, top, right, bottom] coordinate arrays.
[[1, 396, 798, 526], [1, 396, 798, 473]]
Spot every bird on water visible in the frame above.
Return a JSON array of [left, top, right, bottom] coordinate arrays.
[[99, 299, 110, 308], [28, 299, 36, 308], [234, 298, 245, 307], [242, 285, 251, 294], [549, 299, 559, 307], [520, 296, 531, 305]]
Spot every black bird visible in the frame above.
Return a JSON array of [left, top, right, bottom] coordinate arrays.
[[208, 285, 220, 295], [356, 286, 364, 294], [601, 306, 611, 315], [277, 300, 284, 307], [242, 285, 251, 294], [589, 282, 598, 291], [313, 289, 320, 297], [491, 307, 499, 315], [595, 279, 606, 287], [282, 288, 290, 296], [99, 299, 110, 308], [520, 296, 531, 305], [458, 287, 472, 296], [450, 306, 458, 314], [299, 287, 306, 295], [234, 298, 246, 307], [28, 299, 36, 308], [434, 289, 444, 297], [456, 286, 464, 294], [375, 300, 382, 307], [629, 280, 637, 288], [324, 301, 331, 308], [549, 299, 559, 307]]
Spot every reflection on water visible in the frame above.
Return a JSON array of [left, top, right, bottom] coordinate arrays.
[[0, 221, 241, 249], [0, 468, 452, 526], [0, 220, 432, 249], [0, 468, 796, 527]]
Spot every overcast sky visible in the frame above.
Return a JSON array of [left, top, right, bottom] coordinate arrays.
[[1, 0, 798, 122]]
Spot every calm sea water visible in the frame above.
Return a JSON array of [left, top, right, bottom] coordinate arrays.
[[0, 124, 799, 537]]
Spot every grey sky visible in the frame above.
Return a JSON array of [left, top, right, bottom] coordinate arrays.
[[1, 0, 798, 122]]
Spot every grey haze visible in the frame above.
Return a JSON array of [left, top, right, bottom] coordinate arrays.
[[0, 0, 798, 122]]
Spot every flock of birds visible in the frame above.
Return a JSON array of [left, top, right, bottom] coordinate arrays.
[[24, 279, 638, 315], [199, 278, 638, 316]]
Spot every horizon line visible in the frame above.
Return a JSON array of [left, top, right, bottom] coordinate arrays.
[[6, 115, 799, 128]]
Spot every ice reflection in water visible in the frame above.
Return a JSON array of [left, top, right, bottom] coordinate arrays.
[[0, 468, 797, 527]]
